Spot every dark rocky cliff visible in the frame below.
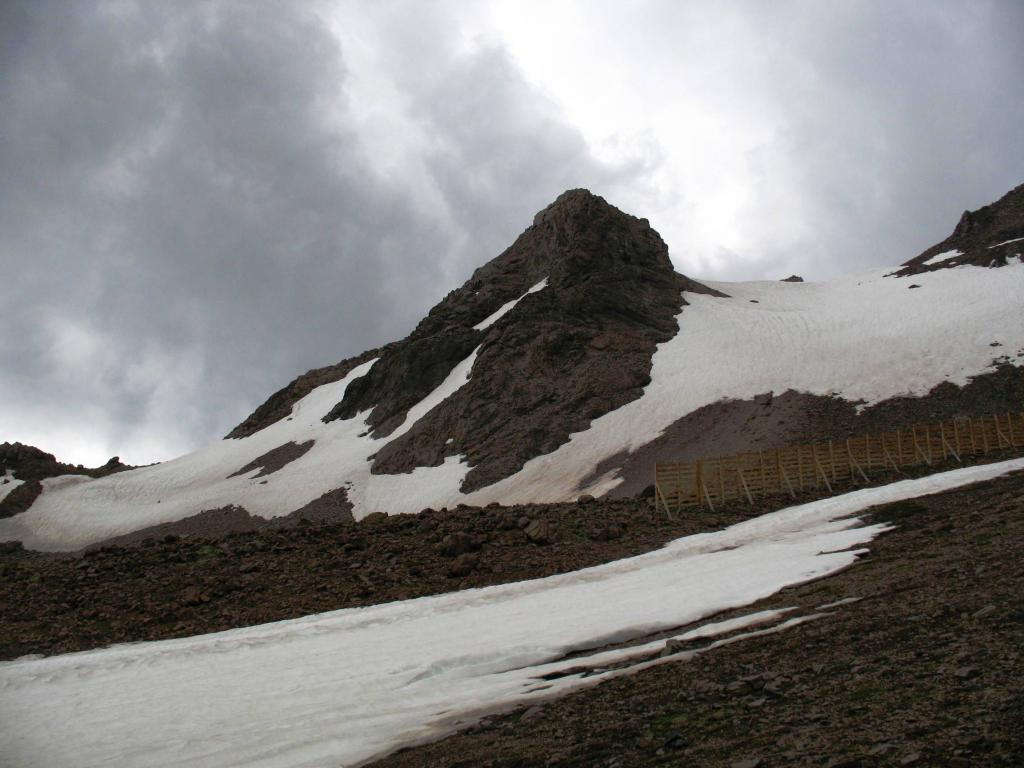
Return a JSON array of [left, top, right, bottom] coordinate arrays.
[[323, 189, 719, 492]]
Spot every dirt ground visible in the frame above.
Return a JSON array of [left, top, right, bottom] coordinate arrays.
[[368, 469, 1024, 768]]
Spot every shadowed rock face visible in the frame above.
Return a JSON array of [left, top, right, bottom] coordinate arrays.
[[897, 182, 1024, 276], [324, 189, 720, 492]]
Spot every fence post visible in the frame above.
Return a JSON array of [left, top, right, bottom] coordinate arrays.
[[813, 446, 833, 493], [655, 469, 671, 519], [695, 460, 704, 509], [759, 450, 767, 499], [736, 468, 754, 505]]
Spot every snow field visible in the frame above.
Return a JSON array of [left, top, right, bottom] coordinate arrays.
[[2, 459, 1021, 768]]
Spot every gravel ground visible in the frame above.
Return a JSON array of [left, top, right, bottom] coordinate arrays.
[[368, 469, 1024, 768]]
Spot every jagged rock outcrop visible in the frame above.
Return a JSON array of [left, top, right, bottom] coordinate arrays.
[[324, 189, 720, 492], [0, 442, 131, 519], [897, 182, 1024, 276]]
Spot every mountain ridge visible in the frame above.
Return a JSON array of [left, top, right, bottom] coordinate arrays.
[[2, 183, 1024, 551]]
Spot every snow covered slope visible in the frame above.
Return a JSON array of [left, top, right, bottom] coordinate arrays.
[[2, 460, 1021, 768], [1, 260, 1022, 551]]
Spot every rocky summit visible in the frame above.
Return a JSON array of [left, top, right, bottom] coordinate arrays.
[[320, 189, 717, 491], [897, 182, 1024, 275]]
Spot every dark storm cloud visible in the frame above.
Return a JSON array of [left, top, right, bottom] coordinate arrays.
[[0, 1, 630, 463], [726, 0, 1024, 277], [1, 0, 1022, 464]]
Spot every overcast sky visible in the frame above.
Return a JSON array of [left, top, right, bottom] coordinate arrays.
[[2, 0, 1023, 467]]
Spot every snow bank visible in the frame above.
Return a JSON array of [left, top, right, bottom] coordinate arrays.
[[920, 248, 960, 266], [2, 459, 1020, 768], [473, 276, 548, 330]]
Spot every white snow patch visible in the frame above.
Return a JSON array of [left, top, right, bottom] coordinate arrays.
[[533, 608, 795, 677], [988, 236, 1024, 248], [817, 597, 862, 610], [0, 471, 25, 503], [920, 248, 961, 266], [473, 277, 549, 330], [2, 459, 1019, 768]]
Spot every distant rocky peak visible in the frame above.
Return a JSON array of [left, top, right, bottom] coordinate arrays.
[[897, 181, 1024, 276], [319, 188, 717, 492]]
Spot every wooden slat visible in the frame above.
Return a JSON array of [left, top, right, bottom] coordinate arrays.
[[655, 408, 1024, 512]]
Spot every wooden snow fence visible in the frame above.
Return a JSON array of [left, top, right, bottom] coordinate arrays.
[[654, 411, 1024, 517]]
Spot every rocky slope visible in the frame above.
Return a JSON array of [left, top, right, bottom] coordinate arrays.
[[896, 182, 1024, 276]]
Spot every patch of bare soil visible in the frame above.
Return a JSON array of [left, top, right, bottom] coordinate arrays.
[[226, 439, 315, 478], [369, 469, 1024, 768]]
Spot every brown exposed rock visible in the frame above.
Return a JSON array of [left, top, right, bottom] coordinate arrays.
[[0, 480, 42, 520], [524, 519, 554, 544], [0, 454, 1007, 662], [438, 531, 481, 558], [80, 494, 355, 551], [781, 274, 804, 282], [227, 440, 315, 479], [328, 189, 721, 493], [895, 181, 1024, 276], [446, 552, 479, 578], [287, 486, 355, 525]]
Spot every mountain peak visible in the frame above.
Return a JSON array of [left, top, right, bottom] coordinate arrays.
[[532, 187, 610, 226], [898, 181, 1024, 275], [317, 190, 716, 492]]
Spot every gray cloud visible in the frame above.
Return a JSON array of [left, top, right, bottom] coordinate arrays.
[[0, 0, 633, 464], [696, 0, 1024, 278], [1, 0, 1022, 464]]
